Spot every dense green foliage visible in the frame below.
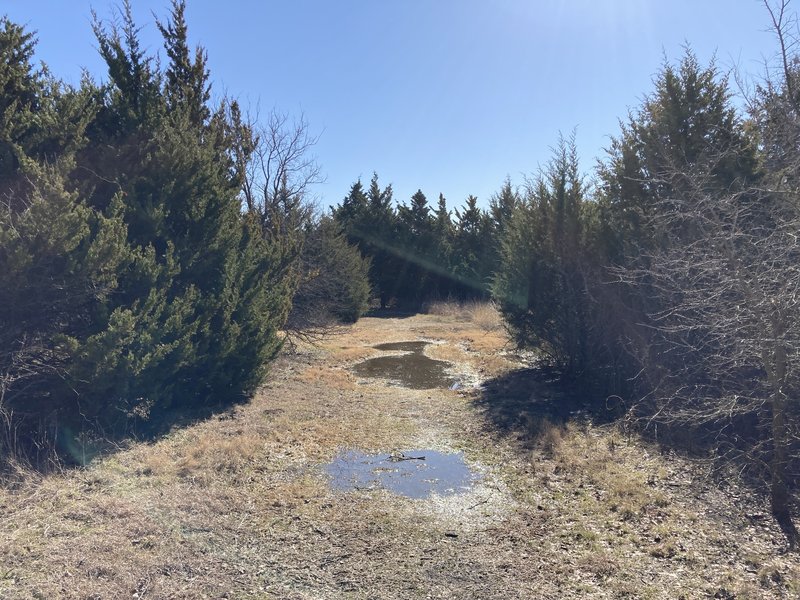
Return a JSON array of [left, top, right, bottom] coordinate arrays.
[[333, 174, 508, 308], [493, 137, 596, 377], [493, 51, 800, 541], [287, 215, 371, 331], [0, 2, 369, 462]]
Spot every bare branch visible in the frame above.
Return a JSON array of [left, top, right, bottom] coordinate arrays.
[[240, 106, 324, 233]]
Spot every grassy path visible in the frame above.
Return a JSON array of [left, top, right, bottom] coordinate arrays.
[[1, 307, 799, 599]]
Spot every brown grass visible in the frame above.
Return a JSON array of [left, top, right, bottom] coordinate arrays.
[[298, 364, 358, 388], [425, 299, 504, 332], [1, 313, 799, 599]]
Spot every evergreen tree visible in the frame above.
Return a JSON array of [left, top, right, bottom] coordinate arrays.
[[433, 193, 453, 242], [0, 16, 39, 202], [589, 49, 800, 539], [488, 178, 519, 237], [399, 189, 432, 234], [452, 194, 492, 298], [493, 136, 592, 375], [0, 18, 131, 458], [334, 174, 398, 307], [364, 173, 399, 307], [395, 189, 436, 307], [430, 193, 455, 298], [73, 2, 296, 424], [596, 50, 759, 261], [287, 215, 371, 330], [586, 49, 763, 403], [336, 179, 368, 226], [156, 0, 210, 127], [487, 177, 520, 278]]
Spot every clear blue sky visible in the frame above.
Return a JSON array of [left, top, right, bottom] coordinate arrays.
[[3, 1, 781, 211]]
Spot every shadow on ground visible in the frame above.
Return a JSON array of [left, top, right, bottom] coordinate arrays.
[[472, 363, 622, 442], [473, 362, 778, 503]]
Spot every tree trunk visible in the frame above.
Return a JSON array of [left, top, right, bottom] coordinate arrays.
[[771, 390, 798, 548], [767, 317, 798, 548]]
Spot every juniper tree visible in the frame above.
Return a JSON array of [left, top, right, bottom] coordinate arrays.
[[334, 174, 398, 307], [286, 215, 371, 333], [592, 50, 761, 399], [395, 189, 437, 307], [594, 44, 800, 542], [493, 136, 593, 376], [429, 193, 455, 298], [487, 178, 520, 280], [0, 18, 131, 459], [76, 2, 297, 423], [364, 174, 399, 307], [452, 194, 492, 298], [596, 50, 759, 262]]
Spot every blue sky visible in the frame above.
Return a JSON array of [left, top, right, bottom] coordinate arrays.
[[3, 1, 781, 211]]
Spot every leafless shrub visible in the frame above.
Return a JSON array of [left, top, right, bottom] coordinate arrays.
[[614, 153, 800, 543]]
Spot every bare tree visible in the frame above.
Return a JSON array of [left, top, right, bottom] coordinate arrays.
[[615, 154, 800, 544], [230, 104, 373, 342], [762, 0, 800, 104], [240, 107, 323, 233]]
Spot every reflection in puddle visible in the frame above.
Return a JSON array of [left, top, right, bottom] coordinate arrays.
[[325, 449, 481, 498], [352, 341, 454, 389]]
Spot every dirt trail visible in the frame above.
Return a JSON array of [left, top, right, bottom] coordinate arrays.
[[1, 309, 799, 599]]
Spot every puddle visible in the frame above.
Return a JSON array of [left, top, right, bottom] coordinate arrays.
[[373, 341, 429, 352], [352, 341, 454, 389], [325, 449, 481, 498]]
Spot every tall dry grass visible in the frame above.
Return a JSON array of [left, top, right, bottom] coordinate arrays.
[[424, 300, 503, 331]]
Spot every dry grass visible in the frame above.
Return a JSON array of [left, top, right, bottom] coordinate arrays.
[[1, 312, 799, 599], [515, 414, 564, 455], [415, 302, 513, 380], [298, 364, 358, 388], [425, 299, 504, 332], [317, 343, 376, 363]]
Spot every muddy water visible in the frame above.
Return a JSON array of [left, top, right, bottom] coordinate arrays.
[[352, 341, 454, 389], [325, 449, 481, 498]]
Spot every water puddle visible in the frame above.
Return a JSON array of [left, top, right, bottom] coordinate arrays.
[[325, 449, 481, 498], [352, 341, 454, 389]]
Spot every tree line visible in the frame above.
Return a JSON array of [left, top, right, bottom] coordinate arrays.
[[333, 174, 517, 308]]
